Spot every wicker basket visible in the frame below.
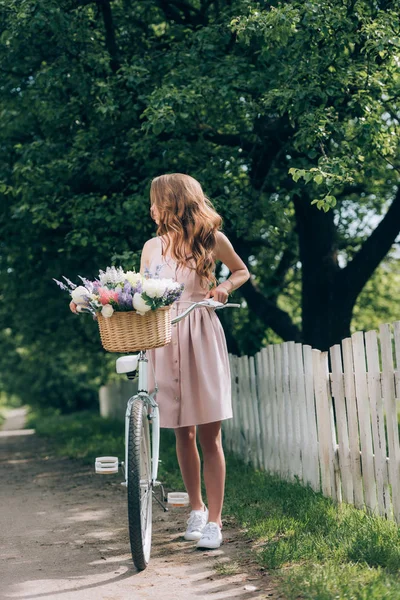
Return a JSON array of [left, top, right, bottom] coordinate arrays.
[[97, 306, 172, 353]]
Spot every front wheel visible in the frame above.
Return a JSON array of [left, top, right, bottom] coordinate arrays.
[[127, 398, 152, 570]]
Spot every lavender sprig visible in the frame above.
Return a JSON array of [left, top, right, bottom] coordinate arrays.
[[53, 278, 70, 291], [62, 276, 77, 290]]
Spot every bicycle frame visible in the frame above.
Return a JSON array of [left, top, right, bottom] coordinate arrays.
[[124, 351, 160, 487]]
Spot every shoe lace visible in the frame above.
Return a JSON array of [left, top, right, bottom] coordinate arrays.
[[187, 510, 206, 530], [200, 523, 219, 541]]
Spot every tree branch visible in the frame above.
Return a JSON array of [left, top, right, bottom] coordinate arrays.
[[99, 0, 121, 73], [266, 244, 297, 301], [240, 279, 302, 342], [342, 186, 400, 301], [228, 232, 302, 342]]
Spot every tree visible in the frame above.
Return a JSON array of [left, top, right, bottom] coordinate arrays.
[[0, 0, 399, 408]]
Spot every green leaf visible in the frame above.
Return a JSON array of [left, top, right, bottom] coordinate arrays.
[[313, 174, 323, 185]]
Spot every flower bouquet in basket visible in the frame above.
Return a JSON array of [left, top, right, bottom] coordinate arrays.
[[54, 267, 184, 353]]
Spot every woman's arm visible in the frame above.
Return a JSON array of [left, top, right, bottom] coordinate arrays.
[[139, 238, 157, 275], [205, 232, 250, 302]]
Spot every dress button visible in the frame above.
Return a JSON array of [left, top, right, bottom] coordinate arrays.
[[174, 378, 178, 382]]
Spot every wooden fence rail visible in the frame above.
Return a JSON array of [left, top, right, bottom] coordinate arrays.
[[223, 321, 400, 523]]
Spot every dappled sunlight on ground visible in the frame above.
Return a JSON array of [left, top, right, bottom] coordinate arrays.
[[0, 429, 35, 438], [1, 412, 281, 600]]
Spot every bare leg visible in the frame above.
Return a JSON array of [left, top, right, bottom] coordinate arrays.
[[197, 421, 225, 528], [175, 426, 204, 511]]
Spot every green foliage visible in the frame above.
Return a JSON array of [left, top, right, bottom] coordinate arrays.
[[26, 409, 125, 459], [1, 0, 399, 407], [352, 257, 400, 333]]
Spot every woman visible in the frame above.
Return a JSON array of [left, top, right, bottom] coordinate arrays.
[[70, 173, 249, 549], [142, 173, 249, 549]]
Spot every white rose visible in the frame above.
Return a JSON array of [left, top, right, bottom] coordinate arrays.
[[101, 304, 114, 318], [156, 279, 168, 297], [71, 286, 90, 305], [125, 271, 143, 287], [142, 279, 158, 298], [143, 278, 167, 298], [160, 278, 173, 292], [132, 293, 152, 315]]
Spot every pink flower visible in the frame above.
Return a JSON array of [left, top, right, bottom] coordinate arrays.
[[98, 288, 119, 306]]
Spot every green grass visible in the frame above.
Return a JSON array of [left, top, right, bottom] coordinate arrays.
[[213, 559, 240, 576], [26, 408, 126, 460], [30, 410, 400, 600]]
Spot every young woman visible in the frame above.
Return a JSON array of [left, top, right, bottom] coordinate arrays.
[[70, 172, 249, 549], [142, 173, 249, 549]]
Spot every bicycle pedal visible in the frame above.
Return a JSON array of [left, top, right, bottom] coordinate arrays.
[[95, 456, 118, 474]]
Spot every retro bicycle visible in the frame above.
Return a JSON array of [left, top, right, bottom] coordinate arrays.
[[95, 298, 240, 571]]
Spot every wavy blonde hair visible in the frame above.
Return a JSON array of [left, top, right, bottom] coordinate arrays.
[[150, 173, 222, 289]]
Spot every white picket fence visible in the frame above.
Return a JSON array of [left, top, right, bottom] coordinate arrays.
[[223, 321, 400, 524]]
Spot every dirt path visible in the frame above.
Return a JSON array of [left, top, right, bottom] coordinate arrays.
[[0, 410, 281, 600]]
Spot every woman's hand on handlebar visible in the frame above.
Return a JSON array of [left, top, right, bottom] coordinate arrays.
[[204, 285, 229, 304]]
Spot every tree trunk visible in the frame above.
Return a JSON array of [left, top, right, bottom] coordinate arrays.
[[293, 195, 355, 350], [294, 187, 400, 350]]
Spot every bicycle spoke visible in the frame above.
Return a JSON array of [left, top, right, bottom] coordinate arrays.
[[141, 488, 151, 536], [139, 410, 151, 543]]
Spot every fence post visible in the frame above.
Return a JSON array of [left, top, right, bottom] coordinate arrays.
[[313, 350, 336, 498], [365, 330, 390, 519], [330, 344, 353, 505], [380, 324, 400, 524], [288, 341, 302, 481]]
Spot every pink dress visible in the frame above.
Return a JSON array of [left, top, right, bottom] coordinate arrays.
[[147, 236, 232, 429]]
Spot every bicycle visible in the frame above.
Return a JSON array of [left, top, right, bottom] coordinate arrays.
[[95, 298, 240, 571]]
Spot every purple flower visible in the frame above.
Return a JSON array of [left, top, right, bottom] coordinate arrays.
[[62, 276, 77, 290], [132, 281, 142, 295], [78, 276, 95, 293], [123, 281, 132, 295], [117, 290, 133, 309], [53, 278, 70, 291]]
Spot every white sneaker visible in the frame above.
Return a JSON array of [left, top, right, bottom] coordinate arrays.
[[184, 506, 209, 541], [196, 522, 222, 549]]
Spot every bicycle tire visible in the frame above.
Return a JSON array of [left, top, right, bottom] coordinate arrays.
[[127, 397, 152, 570]]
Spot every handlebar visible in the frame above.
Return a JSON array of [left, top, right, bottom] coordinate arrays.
[[78, 298, 241, 323], [171, 299, 241, 325]]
